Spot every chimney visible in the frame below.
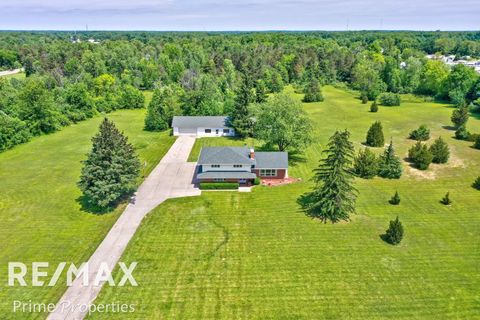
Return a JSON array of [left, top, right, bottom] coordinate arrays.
[[249, 148, 255, 160]]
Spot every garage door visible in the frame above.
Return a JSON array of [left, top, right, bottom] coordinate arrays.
[[178, 127, 197, 135]]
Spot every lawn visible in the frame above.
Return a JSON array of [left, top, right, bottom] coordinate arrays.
[[0, 109, 175, 319], [90, 86, 480, 319]]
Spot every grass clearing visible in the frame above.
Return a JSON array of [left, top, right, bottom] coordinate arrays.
[[0, 109, 175, 319], [91, 86, 480, 319]]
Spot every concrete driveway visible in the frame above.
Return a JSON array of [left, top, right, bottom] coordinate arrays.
[[48, 135, 200, 320]]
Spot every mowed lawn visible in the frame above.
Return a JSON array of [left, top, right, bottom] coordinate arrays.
[[91, 86, 480, 319], [0, 108, 175, 319]]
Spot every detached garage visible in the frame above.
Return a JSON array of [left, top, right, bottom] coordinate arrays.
[[172, 116, 236, 137]]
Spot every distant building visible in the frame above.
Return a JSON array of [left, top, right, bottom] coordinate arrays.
[[172, 116, 235, 137]]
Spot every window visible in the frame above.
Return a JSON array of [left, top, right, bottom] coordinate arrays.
[[214, 178, 225, 182], [233, 165, 242, 168], [260, 169, 277, 177], [215, 129, 219, 134], [211, 165, 220, 168], [224, 129, 230, 134], [205, 129, 212, 133]]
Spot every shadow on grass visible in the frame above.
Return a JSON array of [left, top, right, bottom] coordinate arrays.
[[288, 150, 308, 166], [379, 233, 390, 244], [296, 192, 317, 218], [76, 193, 134, 215], [441, 125, 456, 131]]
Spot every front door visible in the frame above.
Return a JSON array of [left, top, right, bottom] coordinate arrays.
[[239, 179, 247, 184], [216, 129, 219, 135]]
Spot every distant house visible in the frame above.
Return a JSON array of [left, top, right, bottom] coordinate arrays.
[[197, 146, 288, 185], [172, 116, 235, 137]]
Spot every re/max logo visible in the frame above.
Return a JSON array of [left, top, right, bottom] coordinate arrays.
[[8, 262, 138, 287]]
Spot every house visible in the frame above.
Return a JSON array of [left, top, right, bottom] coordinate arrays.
[[172, 116, 235, 137], [197, 146, 288, 185]]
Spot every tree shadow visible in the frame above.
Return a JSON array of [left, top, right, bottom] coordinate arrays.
[[76, 192, 135, 215], [296, 192, 316, 218], [288, 150, 307, 166], [441, 125, 456, 131], [379, 233, 390, 244]]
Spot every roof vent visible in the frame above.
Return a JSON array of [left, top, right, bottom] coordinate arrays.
[[249, 148, 255, 160]]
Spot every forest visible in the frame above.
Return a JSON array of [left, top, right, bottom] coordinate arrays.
[[1, 31, 480, 151]]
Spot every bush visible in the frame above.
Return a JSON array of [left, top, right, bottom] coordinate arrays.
[[473, 177, 480, 190], [199, 182, 239, 190], [302, 79, 324, 103], [451, 104, 469, 128], [253, 177, 261, 185], [408, 142, 433, 170], [384, 216, 404, 245], [366, 121, 385, 147], [429, 137, 450, 164], [440, 192, 452, 205], [0, 112, 32, 152], [353, 148, 378, 179], [455, 125, 470, 140], [389, 191, 401, 205], [361, 93, 368, 104], [474, 135, 480, 149], [378, 92, 401, 106], [409, 125, 430, 141], [370, 101, 378, 112]]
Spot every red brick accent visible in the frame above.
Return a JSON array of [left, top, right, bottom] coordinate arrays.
[[253, 169, 286, 179]]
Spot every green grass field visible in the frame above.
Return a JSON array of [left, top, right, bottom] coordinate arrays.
[[0, 109, 175, 319], [90, 86, 480, 319], [1, 71, 26, 80]]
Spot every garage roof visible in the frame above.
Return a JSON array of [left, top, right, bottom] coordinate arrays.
[[197, 171, 257, 179], [172, 116, 231, 129]]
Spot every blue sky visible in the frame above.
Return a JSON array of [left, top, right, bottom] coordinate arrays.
[[0, 0, 479, 31]]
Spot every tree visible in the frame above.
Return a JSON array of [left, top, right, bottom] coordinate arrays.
[[306, 130, 357, 223], [366, 121, 385, 147], [62, 82, 96, 122], [440, 192, 452, 205], [353, 148, 378, 179], [443, 64, 478, 105], [384, 216, 404, 245], [78, 118, 140, 209], [378, 92, 401, 106], [118, 85, 145, 109], [302, 78, 324, 102], [409, 125, 430, 141], [255, 93, 312, 151], [378, 141, 403, 179], [429, 137, 450, 163], [408, 141, 433, 170], [474, 135, 480, 150], [451, 104, 469, 128], [145, 86, 180, 131], [254, 79, 268, 103], [0, 112, 31, 151], [419, 60, 449, 96], [389, 191, 401, 205], [231, 76, 255, 138], [370, 101, 378, 112], [473, 177, 480, 190], [455, 125, 470, 140], [352, 59, 387, 100]]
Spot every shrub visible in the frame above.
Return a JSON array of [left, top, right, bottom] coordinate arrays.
[[429, 137, 450, 164], [408, 141, 433, 170], [409, 125, 430, 141], [370, 101, 378, 112], [455, 125, 470, 140], [302, 79, 324, 103], [0, 112, 32, 152], [353, 148, 378, 179], [378, 92, 401, 106], [253, 177, 261, 185], [440, 192, 452, 205], [199, 182, 239, 190], [389, 191, 401, 205], [474, 135, 480, 149], [366, 121, 385, 147], [473, 177, 480, 190], [384, 216, 404, 245], [361, 93, 368, 104]]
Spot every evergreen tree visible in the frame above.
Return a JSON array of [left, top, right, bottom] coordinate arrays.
[[378, 141, 403, 179], [353, 148, 378, 179], [455, 125, 470, 140], [361, 93, 369, 104], [409, 125, 430, 141], [366, 121, 385, 147], [78, 118, 140, 209], [473, 177, 480, 190], [255, 79, 268, 103], [474, 135, 480, 149], [451, 104, 469, 128], [307, 130, 357, 223], [429, 137, 450, 163], [440, 192, 452, 205], [389, 191, 401, 205], [384, 216, 404, 245], [144, 86, 179, 131], [408, 141, 433, 170], [370, 101, 378, 112], [231, 76, 255, 138], [302, 78, 324, 102]]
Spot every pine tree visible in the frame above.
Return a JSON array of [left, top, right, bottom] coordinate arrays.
[[302, 78, 324, 103], [370, 101, 378, 112], [378, 140, 403, 179], [307, 130, 357, 223], [408, 141, 433, 170], [144, 86, 179, 131], [231, 76, 255, 138], [353, 148, 378, 179], [440, 192, 452, 205], [366, 121, 385, 147], [473, 177, 480, 190], [384, 216, 404, 245], [361, 93, 368, 104], [389, 191, 401, 205], [451, 104, 469, 128], [429, 137, 450, 163], [78, 118, 140, 209], [409, 125, 430, 141], [254, 79, 268, 103], [455, 125, 469, 140]]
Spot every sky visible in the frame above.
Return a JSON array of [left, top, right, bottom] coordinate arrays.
[[0, 0, 479, 31]]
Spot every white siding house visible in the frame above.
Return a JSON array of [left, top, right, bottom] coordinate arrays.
[[172, 116, 235, 137]]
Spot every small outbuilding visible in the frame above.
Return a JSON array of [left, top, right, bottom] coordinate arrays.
[[172, 116, 235, 137]]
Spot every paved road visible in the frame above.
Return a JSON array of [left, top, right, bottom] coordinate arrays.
[[0, 68, 23, 77], [48, 135, 200, 320]]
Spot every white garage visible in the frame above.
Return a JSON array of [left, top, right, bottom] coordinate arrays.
[[172, 116, 236, 137]]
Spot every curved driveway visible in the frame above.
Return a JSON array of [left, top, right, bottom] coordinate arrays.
[[48, 135, 200, 319]]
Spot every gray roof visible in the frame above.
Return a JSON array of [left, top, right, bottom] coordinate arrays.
[[198, 146, 288, 168], [198, 147, 254, 165], [197, 171, 257, 179], [255, 152, 289, 169], [172, 116, 231, 128]]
